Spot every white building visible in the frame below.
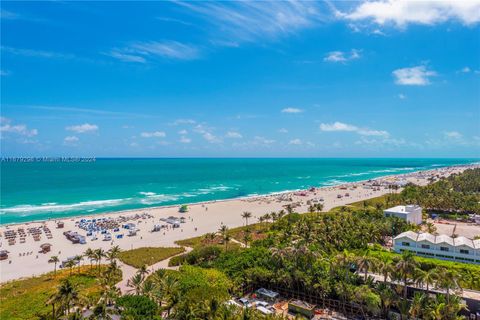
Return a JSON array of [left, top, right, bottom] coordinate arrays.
[[394, 231, 480, 264], [384, 205, 423, 225]]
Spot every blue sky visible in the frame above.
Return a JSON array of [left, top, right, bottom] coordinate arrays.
[[1, 1, 479, 157]]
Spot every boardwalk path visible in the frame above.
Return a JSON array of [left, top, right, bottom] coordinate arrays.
[[116, 246, 193, 294]]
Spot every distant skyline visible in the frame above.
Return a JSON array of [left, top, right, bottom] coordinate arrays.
[[1, 1, 480, 157]]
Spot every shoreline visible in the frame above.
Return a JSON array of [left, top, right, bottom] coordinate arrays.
[[0, 163, 478, 283], [1, 162, 477, 228]]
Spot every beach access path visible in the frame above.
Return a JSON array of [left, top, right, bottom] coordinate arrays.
[[116, 246, 193, 295]]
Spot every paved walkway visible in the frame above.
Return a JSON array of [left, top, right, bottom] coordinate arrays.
[[116, 246, 192, 295]]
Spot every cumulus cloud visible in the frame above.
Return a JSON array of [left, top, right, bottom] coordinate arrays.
[[203, 132, 221, 143], [66, 123, 98, 133], [278, 128, 289, 133], [320, 122, 358, 132], [178, 129, 188, 135], [320, 121, 389, 138], [64, 136, 79, 145], [324, 49, 361, 63], [226, 131, 243, 138], [1, 117, 38, 137], [281, 107, 303, 113], [392, 65, 436, 86], [141, 131, 166, 138], [341, 0, 480, 27], [289, 138, 302, 145], [398, 93, 407, 100]]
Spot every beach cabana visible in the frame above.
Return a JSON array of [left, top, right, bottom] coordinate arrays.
[[56, 221, 64, 229], [0, 250, 9, 260], [40, 243, 52, 253]]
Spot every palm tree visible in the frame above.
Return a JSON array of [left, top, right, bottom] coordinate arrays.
[[241, 211, 252, 227], [436, 267, 461, 304], [137, 264, 150, 279], [50, 256, 60, 276], [94, 248, 105, 271], [417, 268, 438, 295], [106, 245, 121, 263], [356, 254, 373, 282], [374, 256, 392, 283], [127, 273, 144, 295], [409, 291, 427, 319], [55, 279, 81, 315], [84, 248, 95, 270], [64, 259, 76, 276], [73, 255, 83, 273], [395, 251, 418, 298], [243, 229, 252, 247], [219, 225, 230, 252]]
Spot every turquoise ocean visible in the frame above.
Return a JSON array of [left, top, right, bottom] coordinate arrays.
[[1, 158, 477, 225]]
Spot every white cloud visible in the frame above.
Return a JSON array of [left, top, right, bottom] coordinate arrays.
[[341, 0, 480, 27], [179, 136, 191, 144], [226, 131, 243, 139], [178, 129, 188, 135], [289, 138, 302, 145], [203, 132, 221, 143], [324, 49, 361, 63], [459, 66, 471, 73], [320, 121, 389, 138], [281, 107, 303, 113], [108, 41, 199, 63], [141, 131, 166, 138], [66, 123, 98, 133], [172, 119, 196, 126], [0, 117, 38, 137], [177, 1, 324, 44], [106, 50, 146, 63], [253, 136, 275, 145], [392, 65, 436, 86], [278, 128, 289, 133], [63, 136, 79, 145], [398, 93, 407, 100], [444, 131, 463, 139], [320, 121, 358, 132]]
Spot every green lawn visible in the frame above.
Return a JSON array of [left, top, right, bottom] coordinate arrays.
[[0, 265, 119, 320], [118, 247, 185, 268], [175, 223, 267, 249]]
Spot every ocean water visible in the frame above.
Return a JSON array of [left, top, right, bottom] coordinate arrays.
[[0, 158, 477, 225]]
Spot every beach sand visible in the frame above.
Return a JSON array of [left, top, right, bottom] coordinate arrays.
[[0, 164, 476, 283]]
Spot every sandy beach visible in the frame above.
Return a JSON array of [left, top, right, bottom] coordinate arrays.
[[0, 164, 477, 283]]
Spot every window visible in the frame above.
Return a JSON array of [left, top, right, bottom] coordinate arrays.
[[459, 249, 469, 254], [401, 242, 410, 246], [421, 244, 430, 249], [440, 247, 449, 252]]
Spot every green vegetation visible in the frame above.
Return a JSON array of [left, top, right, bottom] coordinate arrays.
[[366, 249, 480, 290], [358, 168, 480, 214], [0, 265, 121, 320], [118, 247, 185, 268]]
